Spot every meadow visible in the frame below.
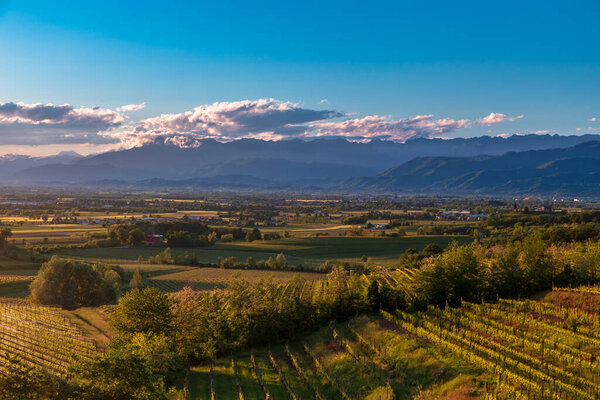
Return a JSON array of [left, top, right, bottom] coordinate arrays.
[[59, 235, 470, 268]]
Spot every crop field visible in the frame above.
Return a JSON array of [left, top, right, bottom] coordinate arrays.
[[382, 291, 600, 400], [187, 287, 600, 399], [146, 267, 326, 292], [0, 301, 99, 376], [59, 235, 470, 268], [189, 315, 487, 400]]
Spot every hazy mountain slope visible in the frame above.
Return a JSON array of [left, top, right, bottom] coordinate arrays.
[[347, 141, 600, 195], [5, 134, 600, 187]]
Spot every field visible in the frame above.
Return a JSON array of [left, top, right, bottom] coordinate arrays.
[[187, 288, 600, 399], [0, 301, 99, 376], [59, 235, 470, 268], [189, 315, 487, 400], [147, 267, 326, 292]]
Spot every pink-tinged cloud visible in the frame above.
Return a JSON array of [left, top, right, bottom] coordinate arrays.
[[589, 117, 598, 122], [309, 114, 469, 141], [477, 112, 524, 126], [117, 102, 146, 112], [534, 130, 550, 134], [0, 102, 123, 127], [0, 102, 125, 145], [112, 98, 342, 147]]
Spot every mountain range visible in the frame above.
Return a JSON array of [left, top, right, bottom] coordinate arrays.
[[3, 134, 600, 196]]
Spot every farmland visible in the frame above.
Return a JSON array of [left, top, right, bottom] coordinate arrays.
[[59, 235, 470, 268], [1, 192, 600, 399], [0, 301, 98, 376], [188, 288, 600, 399]]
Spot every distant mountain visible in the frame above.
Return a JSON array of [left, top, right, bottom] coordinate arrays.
[[4, 134, 600, 191], [0, 151, 83, 180], [346, 141, 600, 196]]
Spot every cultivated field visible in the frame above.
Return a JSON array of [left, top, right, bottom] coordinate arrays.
[[59, 235, 470, 268], [0, 301, 99, 376], [147, 267, 326, 292]]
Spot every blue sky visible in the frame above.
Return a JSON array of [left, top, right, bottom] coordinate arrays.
[[0, 0, 599, 155]]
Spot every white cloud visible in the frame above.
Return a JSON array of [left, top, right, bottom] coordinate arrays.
[[117, 102, 146, 112], [0, 102, 123, 127], [309, 114, 469, 141], [477, 112, 524, 126], [110, 98, 343, 147], [0, 101, 124, 145], [0, 99, 528, 150]]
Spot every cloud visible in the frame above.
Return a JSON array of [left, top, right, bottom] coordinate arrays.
[[117, 102, 146, 112], [477, 112, 524, 126], [309, 114, 469, 141], [112, 98, 343, 147], [318, 99, 329, 104], [589, 117, 598, 122], [0, 99, 526, 150], [534, 130, 550, 134], [0, 101, 124, 145], [0, 102, 123, 127]]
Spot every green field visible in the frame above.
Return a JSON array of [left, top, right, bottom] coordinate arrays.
[[59, 235, 470, 268], [188, 314, 485, 399]]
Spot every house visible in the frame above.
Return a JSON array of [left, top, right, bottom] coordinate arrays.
[[145, 234, 164, 245]]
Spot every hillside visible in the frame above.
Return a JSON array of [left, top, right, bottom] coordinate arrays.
[[5, 134, 600, 187], [347, 141, 600, 196]]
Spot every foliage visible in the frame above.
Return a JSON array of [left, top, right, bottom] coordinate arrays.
[[0, 357, 73, 400], [30, 256, 121, 309], [111, 287, 174, 336]]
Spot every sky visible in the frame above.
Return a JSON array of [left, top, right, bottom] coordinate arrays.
[[0, 0, 599, 156]]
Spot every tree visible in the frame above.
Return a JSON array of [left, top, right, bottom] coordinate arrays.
[[274, 253, 287, 269], [130, 269, 144, 289], [128, 229, 146, 247], [366, 280, 381, 311], [416, 243, 483, 307], [166, 230, 196, 247], [70, 340, 171, 400], [30, 256, 120, 310], [112, 287, 173, 336], [0, 227, 12, 248]]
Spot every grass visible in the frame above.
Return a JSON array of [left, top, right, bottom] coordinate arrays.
[[64, 307, 116, 348], [147, 267, 324, 292], [188, 314, 486, 399], [58, 235, 471, 269]]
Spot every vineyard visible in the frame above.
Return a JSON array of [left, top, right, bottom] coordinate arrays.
[[189, 313, 485, 399], [0, 301, 98, 376], [382, 291, 600, 400], [186, 286, 600, 399]]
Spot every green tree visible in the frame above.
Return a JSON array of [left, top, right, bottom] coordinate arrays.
[[0, 227, 12, 247], [70, 340, 170, 400], [112, 287, 173, 336], [416, 243, 483, 307], [366, 280, 381, 311], [130, 269, 144, 289], [30, 256, 120, 310], [128, 228, 146, 247], [275, 253, 287, 269]]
